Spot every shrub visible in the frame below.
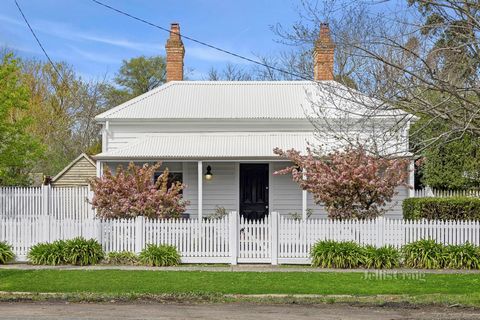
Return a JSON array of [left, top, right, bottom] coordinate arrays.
[[28, 240, 66, 265], [444, 243, 480, 269], [106, 251, 139, 265], [274, 146, 409, 219], [402, 239, 445, 269], [139, 244, 180, 267], [403, 197, 480, 220], [0, 241, 14, 264], [63, 237, 104, 266], [89, 162, 189, 219], [205, 206, 228, 220], [310, 240, 365, 268], [363, 245, 400, 269]]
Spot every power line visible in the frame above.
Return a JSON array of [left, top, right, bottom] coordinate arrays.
[[90, 0, 312, 81], [14, 0, 63, 78], [15, 0, 90, 119]]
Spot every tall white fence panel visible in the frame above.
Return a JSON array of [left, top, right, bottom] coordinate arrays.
[[50, 187, 94, 220], [0, 186, 92, 219], [0, 187, 43, 217]]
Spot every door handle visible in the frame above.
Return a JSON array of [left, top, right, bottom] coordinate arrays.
[[265, 205, 269, 209]]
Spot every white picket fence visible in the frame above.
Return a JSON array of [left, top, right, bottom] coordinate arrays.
[[414, 187, 480, 198], [1, 212, 479, 265], [0, 186, 93, 219]]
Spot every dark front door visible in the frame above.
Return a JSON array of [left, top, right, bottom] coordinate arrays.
[[239, 164, 269, 220]]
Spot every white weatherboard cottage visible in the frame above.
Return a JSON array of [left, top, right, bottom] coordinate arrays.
[[94, 23, 413, 220]]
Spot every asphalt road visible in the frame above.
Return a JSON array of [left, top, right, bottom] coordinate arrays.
[[0, 302, 479, 320]]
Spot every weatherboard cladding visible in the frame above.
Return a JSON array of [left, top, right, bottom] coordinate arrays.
[[51, 154, 96, 187]]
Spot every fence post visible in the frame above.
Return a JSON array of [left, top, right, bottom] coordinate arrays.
[[41, 184, 50, 216], [377, 216, 385, 247], [229, 211, 238, 265], [87, 185, 95, 219], [135, 216, 145, 253], [95, 218, 103, 244], [271, 211, 279, 265], [41, 185, 51, 241]]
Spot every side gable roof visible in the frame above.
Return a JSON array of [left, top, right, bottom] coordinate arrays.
[[95, 80, 407, 121]]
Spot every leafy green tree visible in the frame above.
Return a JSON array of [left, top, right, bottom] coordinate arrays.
[[411, 117, 480, 190], [104, 56, 167, 108], [0, 53, 43, 185], [115, 56, 166, 95], [21, 59, 107, 176], [422, 136, 480, 190]]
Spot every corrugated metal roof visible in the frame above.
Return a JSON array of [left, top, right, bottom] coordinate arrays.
[[95, 81, 404, 120], [94, 132, 314, 160]]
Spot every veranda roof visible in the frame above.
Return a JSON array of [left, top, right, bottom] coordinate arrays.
[[94, 132, 314, 160]]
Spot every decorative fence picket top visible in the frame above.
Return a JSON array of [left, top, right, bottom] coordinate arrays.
[[142, 217, 229, 261], [1, 212, 480, 264], [414, 188, 480, 198], [0, 215, 98, 258]]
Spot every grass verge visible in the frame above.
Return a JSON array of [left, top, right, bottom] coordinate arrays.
[[1, 269, 480, 307]]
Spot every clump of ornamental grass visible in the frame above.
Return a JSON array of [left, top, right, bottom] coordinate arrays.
[[63, 237, 104, 266], [105, 251, 139, 265], [363, 245, 400, 269], [402, 239, 445, 269], [139, 244, 180, 267], [0, 241, 14, 264], [310, 240, 365, 268], [28, 240, 67, 265]]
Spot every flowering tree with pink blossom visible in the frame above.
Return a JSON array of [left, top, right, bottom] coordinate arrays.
[[273, 147, 410, 219], [89, 162, 188, 219]]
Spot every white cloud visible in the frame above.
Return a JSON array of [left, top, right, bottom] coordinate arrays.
[[77, 33, 160, 52], [1, 16, 161, 53], [0, 14, 23, 27], [67, 46, 120, 64]]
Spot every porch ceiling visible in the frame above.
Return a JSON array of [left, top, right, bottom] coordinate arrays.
[[94, 132, 314, 160]]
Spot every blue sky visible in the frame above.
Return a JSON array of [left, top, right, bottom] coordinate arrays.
[[1, 0, 302, 80]]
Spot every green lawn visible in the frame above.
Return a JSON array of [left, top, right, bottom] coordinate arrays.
[[0, 269, 479, 299]]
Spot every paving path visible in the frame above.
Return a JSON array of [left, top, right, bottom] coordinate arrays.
[[0, 302, 479, 320]]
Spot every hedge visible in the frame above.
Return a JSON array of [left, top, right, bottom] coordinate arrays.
[[403, 197, 480, 220]]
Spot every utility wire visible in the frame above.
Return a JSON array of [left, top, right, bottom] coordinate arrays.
[[15, 0, 89, 119], [91, 0, 312, 81], [16, 0, 313, 81], [14, 0, 63, 78]]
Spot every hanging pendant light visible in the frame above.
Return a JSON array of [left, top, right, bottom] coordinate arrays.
[[205, 165, 213, 180]]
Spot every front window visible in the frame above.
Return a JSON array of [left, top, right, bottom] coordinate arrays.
[[154, 171, 183, 192]]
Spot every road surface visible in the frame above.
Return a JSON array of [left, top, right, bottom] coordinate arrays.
[[0, 302, 479, 319]]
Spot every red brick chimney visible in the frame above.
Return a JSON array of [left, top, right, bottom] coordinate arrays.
[[314, 23, 335, 81], [165, 23, 185, 82]]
